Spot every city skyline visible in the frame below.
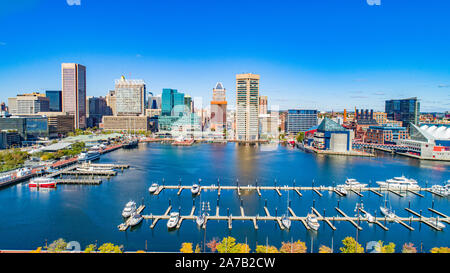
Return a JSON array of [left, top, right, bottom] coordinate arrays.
[[0, 1, 449, 112]]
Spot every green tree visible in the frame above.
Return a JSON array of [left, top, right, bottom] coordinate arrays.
[[98, 243, 123, 253], [340, 237, 364, 253], [296, 132, 305, 143], [279, 240, 307, 253], [84, 244, 97, 253], [46, 238, 68, 253]]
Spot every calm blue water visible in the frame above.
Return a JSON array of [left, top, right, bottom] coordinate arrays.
[[0, 143, 449, 252]]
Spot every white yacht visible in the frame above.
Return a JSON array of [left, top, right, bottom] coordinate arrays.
[[380, 206, 396, 219], [191, 184, 200, 195], [167, 212, 180, 229], [129, 213, 143, 227], [430, 183, 450, 197], [344, 178, 368, 188], [281, 214, 291, 229], [306, 209, 320, 231], [77, 151, 100, 162], [424, 217, 446, 230], [122, 201, 136, 218], [148, 183, 159, 194], [335, 185, 348, 196], [376, 176, 420, 190], [363, 211, 375, 223]]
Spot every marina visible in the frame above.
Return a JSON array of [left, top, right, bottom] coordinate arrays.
[[0, 143, 448, 252]]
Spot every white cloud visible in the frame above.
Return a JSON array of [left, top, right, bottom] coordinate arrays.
[[66, 0, 81, 6]]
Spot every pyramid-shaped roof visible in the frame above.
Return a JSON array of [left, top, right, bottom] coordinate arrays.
[[215, 82, 224, 90], [317, 117, 347, 132]]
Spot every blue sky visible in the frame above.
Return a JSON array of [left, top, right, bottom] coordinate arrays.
[[0, 0, 449, 112]]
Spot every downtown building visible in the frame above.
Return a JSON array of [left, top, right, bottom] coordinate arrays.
[[62, 63, 87, 129], [210, 82, 227, 132], [115, 76, 146, 116], [45, 90, 62, 112], [385, 97, 420, 130], [8, 92, 50, 115], [236, 73, 260, 141], [286, 109, 318, 135]]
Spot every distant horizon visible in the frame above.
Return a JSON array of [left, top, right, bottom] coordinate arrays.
[[1, 0, 449, 112]]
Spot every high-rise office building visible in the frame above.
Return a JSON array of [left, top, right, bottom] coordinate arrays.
[[286, 109, 318, 135], [236, 73, 260, 141], [62, 63, 86, 129], [115, 76, 146, 116], [259, 96, 268, 115], [210, 82, 227, 131], [385, 97, 420, 129], [45, 90, 62, 112], [86, 96, 110, 128], [8, 92, 50, 115], [173, 92, 185, 117], [161, 88, 176, 116]]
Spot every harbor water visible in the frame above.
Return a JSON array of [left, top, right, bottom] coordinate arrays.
[[0, 143, 449, 252]]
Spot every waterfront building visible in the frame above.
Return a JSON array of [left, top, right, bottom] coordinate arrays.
[[115, 76, 146, 116], [373, 112, 387, 125], [397, 124, 450, 160], [38, 112, 75, 138], [286, 109, 318, 135], [101, 116, 155, 132], [86, 96, 110, 128], [62, 63, 86, 129], [0, 131, 21, 149], [313, 117, 354, 152], [8, 93, 50, 115], [106, 90, 117, 116], [236, 73, 260, 141], [365, 125, 408, 144], [210, 82, 227, 132], [385, 97, 420, 129], [173, 92, 185, 117], [259, 112, 279, 140], [0, 116, 48, 141], [259, 96, 268, 115], [45, 90, 62, 112]]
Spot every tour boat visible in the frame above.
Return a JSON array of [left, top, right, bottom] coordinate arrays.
[[77, 151, 100, 162], [430, 183, 450, 197], [122, 201, 137, 218], [281, 214, 291, 229], [167, 212, 180, 229], [376, 176, 420, 190], [335, 185, 348, 196], [148, 183, 159, 194], [344, 178, 368, 188], [129, 213, 143, 227], [306, 211, 320, 231], [123, 139, 139, 149], [28, 177, 57, 188], [191, 184, 200, 195]]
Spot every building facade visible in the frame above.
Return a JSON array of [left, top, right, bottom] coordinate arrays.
[[8, 93, 50, 115], [106, 90, 117, 116], [236, 73, 260, 141], [62, 63, 87, 129], [210, 82, 227, 131], [101, 116, 154, 132], [46, 90, 62, 112], [86, 96, 110, 128], [259, 96, 268, 115], [286, 109, 318, 135], [313, 118, 354, 152], [365, 125, 408, 144], [115, 76, 146, 116], [385, 97, 420, 129]]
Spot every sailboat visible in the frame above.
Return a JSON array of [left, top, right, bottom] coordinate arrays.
[[195, 195, 205, 227], [380, 193, 396, 219], [281, 190, 291, 229]]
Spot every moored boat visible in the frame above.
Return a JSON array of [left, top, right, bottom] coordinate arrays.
[[148, 183, 159, 194], [129, 213, 143, 227], [77, 151, 101, 162], [191, 184, 200, 195], [281, 214, 291, 229], [306, 211, 320, 231], [28, 177, 57, 188], [344, 178, 368, 188], [376, 176, 420, 190], [122, 201, 136, 218], [167, 212, 180, 229]]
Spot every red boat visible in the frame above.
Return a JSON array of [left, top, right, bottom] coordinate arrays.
[[28, 177, 57, 188]]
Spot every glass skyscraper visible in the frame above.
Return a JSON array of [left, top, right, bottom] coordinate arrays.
[[287, 109, 318, 134], [385, 97, 420, 129], [46, 90, 62, 112]]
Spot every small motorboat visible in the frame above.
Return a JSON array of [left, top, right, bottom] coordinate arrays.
[[167, 212, 180, 229], [122, 201, 136, 218], [191, 184, 200, 195], [148, 183, 159, 194], [28, 177, 57, 188], [363, 212, 375, 223], [281, 214, 291, 229], [335, 186, 348, 196], [129, 213, 143, 227]]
